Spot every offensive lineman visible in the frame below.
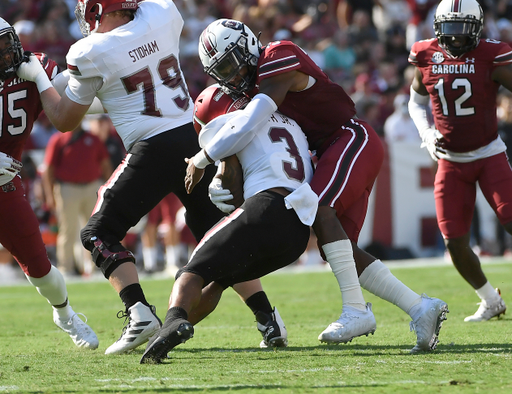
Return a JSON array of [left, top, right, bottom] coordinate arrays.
[[0, 17, 98, 349], [16, 0, 286, 354], [409, 0, 511, 321], [141, 84, 317, 363]]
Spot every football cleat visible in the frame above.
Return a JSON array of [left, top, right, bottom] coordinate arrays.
[[318, 303, 376, 344], [464, 288, 506, 322], [409, 294, 449, 353], [53, 311, 99, 349], [105, 302, 161, 355], [256, 307, 288, 348], [140, 318, 194, 364]]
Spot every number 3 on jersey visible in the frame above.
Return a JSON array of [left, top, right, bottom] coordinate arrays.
[[269, 127, 305, 182], [121, 54, 190, 117]]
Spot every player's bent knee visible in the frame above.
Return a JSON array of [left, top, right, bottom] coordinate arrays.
[[90, 236, 136, 279]]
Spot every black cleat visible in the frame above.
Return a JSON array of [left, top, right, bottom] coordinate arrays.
[[256, 307, 288, 348], [140, 319, 194, 364]]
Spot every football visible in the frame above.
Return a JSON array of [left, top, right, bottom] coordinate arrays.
[[220, 154, 244, 209]]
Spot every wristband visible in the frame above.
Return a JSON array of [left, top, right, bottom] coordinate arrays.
[[192, 150, 212, 169], [35, 72, 53, 93]]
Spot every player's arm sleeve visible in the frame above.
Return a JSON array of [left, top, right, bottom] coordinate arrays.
[[408, 85, 434, 141], [203, 93, 278, 161]]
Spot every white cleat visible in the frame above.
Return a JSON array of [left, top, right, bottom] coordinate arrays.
[[409, 294, 449, 353], [257, 307, 288, 348], [53, 311, 99, 350], [105, 302, 161, 355], [464, 288, 506, 322], [318, 303, 376, 344]]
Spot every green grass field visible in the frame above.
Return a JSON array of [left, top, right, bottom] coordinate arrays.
[[0, 259, 511, 393]]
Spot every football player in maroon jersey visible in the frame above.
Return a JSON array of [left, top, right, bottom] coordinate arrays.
[[196, 19, 448, 353], [409, 0, 511, 321], [0, 17, 98, 349]]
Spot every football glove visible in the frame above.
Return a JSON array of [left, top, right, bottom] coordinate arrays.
[[420, 128, 443, 162], [16, 52, 52, 92], [0, 151, 22, 186], [208, 177, 235, 214]]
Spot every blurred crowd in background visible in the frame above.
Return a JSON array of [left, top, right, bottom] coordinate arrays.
[[2, 0, 512, 281]]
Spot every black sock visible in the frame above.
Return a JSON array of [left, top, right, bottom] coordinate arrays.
[[165, 306, 188, 323], [245, 291, 273, 316], [119, 283, 149, 310]]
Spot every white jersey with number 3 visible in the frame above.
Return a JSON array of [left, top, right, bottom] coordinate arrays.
[[66, 0, 193, 150], [201, 111, 314, 199]]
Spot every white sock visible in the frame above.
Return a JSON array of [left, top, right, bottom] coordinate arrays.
[[165, 245, 180, 267], [25, 265, 74, 320], [142, 246, 158, 271], [322, 240, 366, 311], [359, 259, 422, 315], [475, 282, 500, 304], [53, 304, 75, 321]]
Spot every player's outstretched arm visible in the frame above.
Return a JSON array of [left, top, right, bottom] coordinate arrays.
[[52, 70, 105, 115], [17, 54, 89, 132]]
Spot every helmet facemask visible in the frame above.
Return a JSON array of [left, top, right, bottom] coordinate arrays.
[[75, 1, 104, 37], [0, 29, 24, 81], [206, 35, 258, 95], [200, 20, 261, 95], [435, 17, 482, 57]]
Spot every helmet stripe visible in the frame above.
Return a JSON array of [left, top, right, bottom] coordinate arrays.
[[452, 0, 461, 12], [200, 30, 216, 59]]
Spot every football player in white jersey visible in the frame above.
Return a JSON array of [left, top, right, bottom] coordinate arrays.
[[16, 0, 286, 355], [140, 84, 317, 364]]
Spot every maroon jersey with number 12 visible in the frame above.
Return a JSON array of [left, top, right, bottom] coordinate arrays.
[[409, 38, 512, 153]]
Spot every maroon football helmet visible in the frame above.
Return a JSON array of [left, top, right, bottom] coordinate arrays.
[[193, 84, 250, 135]]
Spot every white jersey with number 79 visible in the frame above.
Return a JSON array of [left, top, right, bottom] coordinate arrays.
[[65, 0, 193, 150]]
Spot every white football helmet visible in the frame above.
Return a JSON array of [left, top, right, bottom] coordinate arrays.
[[434, 0, 483, 57], [75, 0, 138, 37], [199, 19, 261, 95], [0, 17, 24, 81]]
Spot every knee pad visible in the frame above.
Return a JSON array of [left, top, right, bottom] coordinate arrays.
[[90, 236, 136, 279]]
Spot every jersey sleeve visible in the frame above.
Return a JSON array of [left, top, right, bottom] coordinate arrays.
[[408, 38, 437, 68], [408, 40, 427, 67], [65, 40, 103, 105], [408, 43, 419, 66], [493, 41, 512, 67], [258, 41, 302, 80], [65, 40, 102, 80]]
